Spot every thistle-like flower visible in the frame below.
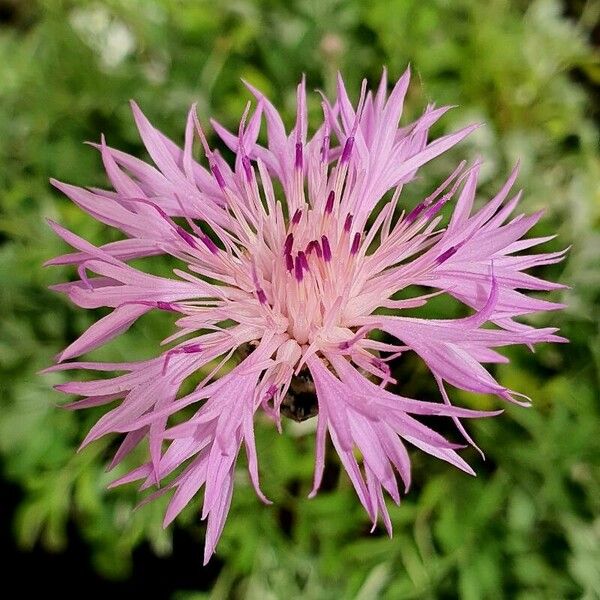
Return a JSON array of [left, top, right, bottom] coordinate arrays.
[[46, 69, 566, 563]]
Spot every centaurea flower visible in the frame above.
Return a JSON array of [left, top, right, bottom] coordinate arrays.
[[46, 68, 566, 563]]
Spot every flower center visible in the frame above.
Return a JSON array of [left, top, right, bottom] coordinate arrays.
[[251, 205, 362, 346]]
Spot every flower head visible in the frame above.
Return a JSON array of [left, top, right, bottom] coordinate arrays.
[[46, 68, 566, 563]]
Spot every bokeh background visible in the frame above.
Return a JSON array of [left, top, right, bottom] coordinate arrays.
[[1, 0, 599, 597]]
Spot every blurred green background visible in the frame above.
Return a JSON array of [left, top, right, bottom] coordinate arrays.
[[1, 0, 599, 597]]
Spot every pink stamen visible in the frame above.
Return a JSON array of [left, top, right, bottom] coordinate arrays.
[[292, 209, 302, 225]]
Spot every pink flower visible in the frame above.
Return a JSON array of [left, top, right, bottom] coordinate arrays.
[[46, 68, 566, 563]]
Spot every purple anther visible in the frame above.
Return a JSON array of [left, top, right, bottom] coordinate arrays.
[[292, 209, 302, 225], [242, 155, 253, 182], [284, 233, 294, 254], [176, 225, 198, 248], [285, 252, 294, 271], [351, 231, 361, 255], [405, 202, 427, 225], [151, 203, 170, 221], [344, 213, 353, 232], [156, 301, 179, 312], [294, 255, 304, 281], [436, 245, 459, 264], [181, 343, 203, 353], [422, 193, 452, 221], [321, 235, 332, 262], [295, 142, 303, 170], [162, 342, 202, 375], [201, 235, 220, 255], [341, 136, 354, 163], [257, 288, 268, 304], [211, 163, 226, 189], [325, 190, 335, 214], [298, 251, 309, 271], [313, 240, 322, 258]]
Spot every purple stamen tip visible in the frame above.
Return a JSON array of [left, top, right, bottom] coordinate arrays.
[[313, 240, 322, 258], [295, 142, 303, 170], [423, 194, 450, 220], [182, 343, 203, 353], [284, 233, 294, 255], [344, 214, 353, 232], [285, 252, 294, 272], [242, 155, 253, 182], [351, 232, 361, 255], [405, 202, 426, 225], [257, 288, 268, 304], [211, 164, 226, 189], [321, 235, 332, 262], [202, 235, 219, 255], [339, 340, 351, 350], [176, 225, 198, 248], [292, 209, 302, 225], [436, 245, 458, 264], [341, 136, 354, 163], [152, 203, 170, 221], [298, 251, 309, 271], [325, 190, 335, 214], [294, 255, 304, 281], [156, 301, 178, 312]]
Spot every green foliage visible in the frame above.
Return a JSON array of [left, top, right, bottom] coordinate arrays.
[[1, 0, 599, 597]]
